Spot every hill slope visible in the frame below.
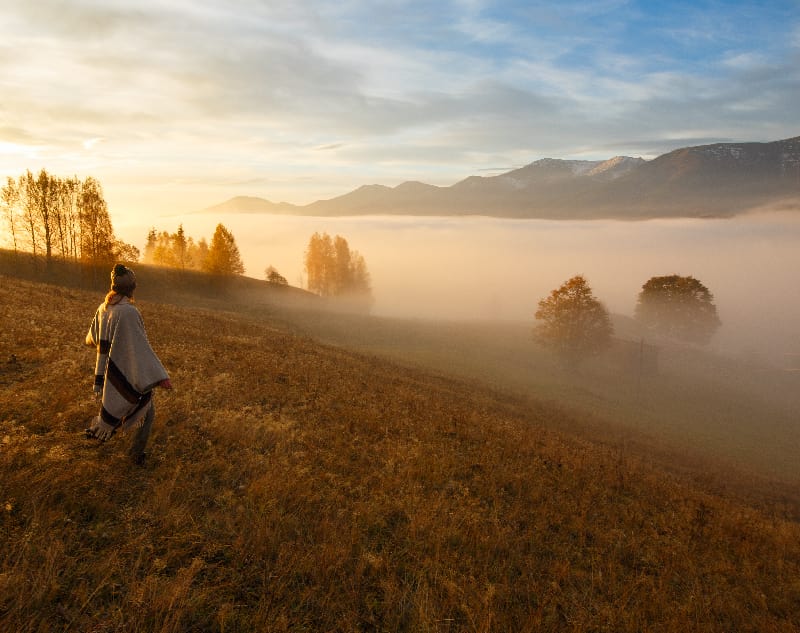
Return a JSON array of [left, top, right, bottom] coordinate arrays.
[[2, 275, 800, 631]]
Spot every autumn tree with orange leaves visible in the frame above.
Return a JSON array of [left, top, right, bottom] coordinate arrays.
[[203, 223, 244, 276], [534, 275, 613, 365], [304, 232, 372, 306]]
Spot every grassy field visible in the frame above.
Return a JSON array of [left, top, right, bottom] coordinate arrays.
[[2, 266, 800, 631], [242, 294, 800, 488]]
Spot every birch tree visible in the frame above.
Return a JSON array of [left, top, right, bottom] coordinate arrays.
[[78, 177, 115, 265]]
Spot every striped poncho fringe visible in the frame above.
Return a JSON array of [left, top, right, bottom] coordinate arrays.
[[86, 298, 168, 432]]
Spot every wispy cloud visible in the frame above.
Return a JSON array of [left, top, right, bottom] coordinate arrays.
[[0, 0, 798, 213]]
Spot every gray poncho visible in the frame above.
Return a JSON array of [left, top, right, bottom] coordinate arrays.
[[86, 297, 169, 431]]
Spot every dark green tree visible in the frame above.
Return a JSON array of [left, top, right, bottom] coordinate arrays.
[[265, 265, 288, 285], [635, 274, 721, 344]]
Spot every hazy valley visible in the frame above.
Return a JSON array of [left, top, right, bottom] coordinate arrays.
[[140, 208, 800, 368]]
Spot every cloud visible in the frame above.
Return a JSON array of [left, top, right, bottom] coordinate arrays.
[[0, 126, 37, 144], [3, 0, 150, 40], [0, 0, 798, 209], [721, 51, 770, 70], [82, 137, 105, 150]]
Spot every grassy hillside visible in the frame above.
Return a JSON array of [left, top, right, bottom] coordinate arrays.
[[2, 272, 800, 631], [241, 298, 800, 489]]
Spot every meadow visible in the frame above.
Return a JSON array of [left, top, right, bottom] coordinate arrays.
[[2, 264, 800, 631], [241, 296, 800, 490]]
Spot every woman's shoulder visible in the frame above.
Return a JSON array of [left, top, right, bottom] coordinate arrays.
[[118, 301, 141, 313], [108, 300, 141, 318]]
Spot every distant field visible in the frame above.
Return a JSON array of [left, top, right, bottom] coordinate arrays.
[[2, 265, 800, 631]]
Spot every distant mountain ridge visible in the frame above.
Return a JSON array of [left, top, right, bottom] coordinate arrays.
[[205, 136, 800, 219]]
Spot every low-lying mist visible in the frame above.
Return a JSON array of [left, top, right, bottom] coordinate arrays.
[[117, 208, 800, 365]]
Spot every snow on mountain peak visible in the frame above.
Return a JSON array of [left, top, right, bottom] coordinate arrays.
[[587, 156, 646, 178]]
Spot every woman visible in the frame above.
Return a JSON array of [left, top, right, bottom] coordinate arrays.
[[85, 264, 172, 465]]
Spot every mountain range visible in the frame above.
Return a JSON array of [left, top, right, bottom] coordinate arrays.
[[205, 136, 800, 219]]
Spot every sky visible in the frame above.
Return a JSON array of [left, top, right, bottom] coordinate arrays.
[[1, 0, 799, 221]]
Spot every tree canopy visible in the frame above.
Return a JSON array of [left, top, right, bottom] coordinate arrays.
[[143, 225, 208, 271], [1, 169, 137, 266], [634, 274, 721, 344], [304, 232, 372, 305], [534, 275, 613, 364], [142, 223, 244, 276], [264, 265, 288, 286], [203, 223, 245, 276]]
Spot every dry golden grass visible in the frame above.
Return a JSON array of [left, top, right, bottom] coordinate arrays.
[[2, 273, 800, 632]]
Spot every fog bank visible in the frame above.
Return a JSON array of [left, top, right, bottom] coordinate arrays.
[[116, 210, 800, 364]]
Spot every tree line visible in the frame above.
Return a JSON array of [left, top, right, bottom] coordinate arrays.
[[534, 274, 722, 366], [1, 169, 138, 267], [3, 171, 369, 308], [142, 225, 374, 306], [303, 232, 372, 301], [143, 223, 244, 276]]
